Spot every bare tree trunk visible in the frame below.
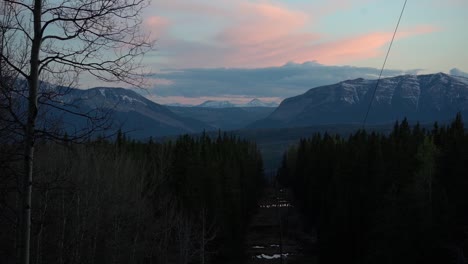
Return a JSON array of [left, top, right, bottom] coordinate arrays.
[[15, 190, 22, 263], [201, 208, 205, 264], [21, 128, 34, 264], [199, 207, 217, 264], [91, 203, 101, 264], [20, 0, 42, 263], [1, 0, 152, 263], [35, 190, 49, 264], [74, 193, 84, 264], [59, 190, 67, 264], [131, 229, 139, 264], [131, 177, 144, 264], [111, 216, 120, 264]]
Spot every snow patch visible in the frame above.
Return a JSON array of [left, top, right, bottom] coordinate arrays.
[[121, 95, 147, 105], [245, 98, 278, 107], [259, 203, 292, 208], [452, 75, 468, 85], [255, 253, 289, 259]]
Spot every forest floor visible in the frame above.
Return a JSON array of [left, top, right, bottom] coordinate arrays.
[[244, 187, 317, 264]]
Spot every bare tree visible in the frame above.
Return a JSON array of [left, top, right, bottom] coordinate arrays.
[[197, 207, 218, 264], [0, 0, 153, 263]]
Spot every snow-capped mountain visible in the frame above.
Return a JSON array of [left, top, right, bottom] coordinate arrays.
[[194, 99, 278, 108], [165, 102, 195, 107], [244, 99, 279, 107], [196, 100, 236, 108], [250, 73, 468, 128], [55, 87, 213, 138]]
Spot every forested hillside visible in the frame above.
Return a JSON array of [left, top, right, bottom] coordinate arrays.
[[278, 113, 468, 264], [0, 134, 264, 264]]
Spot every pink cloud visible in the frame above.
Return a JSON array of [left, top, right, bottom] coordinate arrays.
[[315, 33, 392, 63], [144, 16, 170, 36], [218, 2, 310, 46], [211, 2, 321, 67], [221, 34, 318, 67], [145, 1, 439, 69], [310, 25, 440, 64], [219, 24, 439, 67], [146, 2, 318, 68]]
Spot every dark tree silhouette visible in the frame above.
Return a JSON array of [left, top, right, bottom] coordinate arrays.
[[279, 114, 468, 264], [0, 1, 153, 263]]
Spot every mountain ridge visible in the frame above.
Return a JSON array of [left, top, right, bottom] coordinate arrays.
[[249, 73, 468, 128], [56, 87, 214, 138], [192, 99, 279, 108]]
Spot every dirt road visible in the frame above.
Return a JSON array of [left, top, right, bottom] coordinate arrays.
[[245, 187, 317, 264]]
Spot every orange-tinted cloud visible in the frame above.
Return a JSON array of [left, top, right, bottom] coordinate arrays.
[[217, 2, 310, 46], [212, 2, 320, 67], [309, 25, 440, 64], [220, 24, 439, 67], [146, 1, 439, 68], [145, 16, 171, 36]]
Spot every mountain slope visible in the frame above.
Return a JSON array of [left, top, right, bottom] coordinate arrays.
[[250, 73, 468, 128], [56, 87, 213, 138], [168, 106, 275, 130]]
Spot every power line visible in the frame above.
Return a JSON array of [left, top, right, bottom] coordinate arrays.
[[362, 0, 408, 127]]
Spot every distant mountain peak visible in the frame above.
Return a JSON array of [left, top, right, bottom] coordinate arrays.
[[450, 68, 468, 78], [197, 100, 236, 108], [245, 98, 279, 107], [247, 98, 263, 105], [283, 61, 321, 68], [194, 99, 278, 108]]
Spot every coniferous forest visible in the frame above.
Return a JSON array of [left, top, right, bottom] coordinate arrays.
[[3, 114, 468, 263], [278, 113, 468, 264], [0, 133, 264, 264]]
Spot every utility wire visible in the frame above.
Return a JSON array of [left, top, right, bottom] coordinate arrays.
[[362, 0, 408, 127]]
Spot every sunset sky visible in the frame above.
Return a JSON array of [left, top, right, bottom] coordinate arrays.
[[119, 0, 468, 104]]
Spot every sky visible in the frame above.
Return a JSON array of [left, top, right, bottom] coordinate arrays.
[[102, 0, 468, 104]]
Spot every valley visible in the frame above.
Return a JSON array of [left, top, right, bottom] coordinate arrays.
[[3, 72, 468, 264]]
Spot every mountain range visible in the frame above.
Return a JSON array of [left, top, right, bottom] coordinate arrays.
[[44, 72, 468, 140], [250, 73, 468, 128], [50, 87, 275, 138], [244, 98, 279, 107], [171, 98, 279, 108], [54, 87, 213, 138]]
